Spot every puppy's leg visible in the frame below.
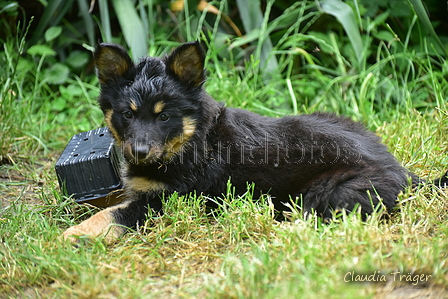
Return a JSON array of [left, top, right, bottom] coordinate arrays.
[[63, 193, 162, 243], [302, 172, 404, 219]]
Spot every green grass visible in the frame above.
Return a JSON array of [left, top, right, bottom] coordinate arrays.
[[1, 4, 448, 298], [1, 140, 447, 298]]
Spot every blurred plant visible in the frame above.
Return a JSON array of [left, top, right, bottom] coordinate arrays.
[[13, 0, 446, 70], [0, 0, 446, 142]]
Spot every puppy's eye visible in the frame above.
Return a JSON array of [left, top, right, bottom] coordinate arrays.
[[123, 111, 133, 119], [126, 81, 133, 87], [159, 113, 169, 121]]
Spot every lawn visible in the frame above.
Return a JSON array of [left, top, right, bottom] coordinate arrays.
[[1, 1, 447, 298]]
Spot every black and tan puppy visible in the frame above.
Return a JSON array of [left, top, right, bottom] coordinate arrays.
[[63, 42, 447, 242]]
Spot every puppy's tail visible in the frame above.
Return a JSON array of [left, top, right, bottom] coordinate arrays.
[[433, 170, 448, 188]]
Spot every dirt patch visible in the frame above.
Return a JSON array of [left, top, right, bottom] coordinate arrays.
[[0, 159, 52, 212], [375, 284, 448, 299]]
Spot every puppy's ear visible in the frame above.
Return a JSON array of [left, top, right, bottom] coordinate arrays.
[[94, 43, 133, 84], [165, 41, 206, 87]]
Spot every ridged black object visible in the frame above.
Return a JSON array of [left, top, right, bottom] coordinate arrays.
[[55, 127, 122, 204]]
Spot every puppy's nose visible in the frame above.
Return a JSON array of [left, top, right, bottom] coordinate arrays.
[[132, 144, 150, 162]]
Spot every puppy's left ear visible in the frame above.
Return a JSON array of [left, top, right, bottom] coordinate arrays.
[[165, 41, 206, 87]]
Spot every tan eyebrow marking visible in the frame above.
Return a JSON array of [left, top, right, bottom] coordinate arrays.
[[130, 98, 138, 112], [154, 101, 165, 114]]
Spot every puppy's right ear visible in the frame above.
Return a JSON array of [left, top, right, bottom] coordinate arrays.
[[94, 43, 133, 84]]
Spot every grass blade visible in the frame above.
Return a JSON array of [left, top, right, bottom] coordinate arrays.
[[321, 0, 363, 61], [98, 0, 112, 43], [111, 0, 148, 59], [76, 0, 96, 46], [236, 0, 263, 32], [235, 0, 278, 75], [409, 0, 447, 56], [28, 0, 71, 46]]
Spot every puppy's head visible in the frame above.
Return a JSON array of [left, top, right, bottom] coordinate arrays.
[[93, 42, 206, 165]]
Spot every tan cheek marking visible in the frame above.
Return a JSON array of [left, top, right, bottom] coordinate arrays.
[[104, 109, 121, 142], [165, 116, 196, 159], [182, 116, 196, 138], [130, 98, 138, 112], [123, 141, 134, 160], [62, 201, 131, 243], [154, 101, 165, 114], [125, 176, 165, 193], [147, 145, 163, 160]]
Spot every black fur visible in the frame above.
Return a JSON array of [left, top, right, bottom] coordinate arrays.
[[90, 42, 447, 233]]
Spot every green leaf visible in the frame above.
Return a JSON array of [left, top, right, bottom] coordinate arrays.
[[53, 97, 67, 111], [43, 63, 70, 85], [0, 2, 19, 14], [368, 11, 389, 31], [230, 2, 307, 48], [27, 45, 56, 56], [303, 32, 342, 54], [17, 58, 35, 72], [60, 84, 83, 100], [321, 0, 363, 61], [44, 26, 62, 42], [236, 0, 263, 34], [235, 0, 278, 75], [409, 0, 447, 56], [28, 0, 72, 46], [66, 51, 90, 69], [98, 0, 112, 42], [373, 31, 395, 43], [77, 0, 96, 46], [111, 0, 148, 60]]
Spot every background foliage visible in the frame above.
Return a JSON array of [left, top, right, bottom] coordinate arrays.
[[1, 0, 447, 157]]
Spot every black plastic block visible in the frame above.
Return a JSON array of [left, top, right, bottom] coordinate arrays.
[[55, 127, 122, 205]]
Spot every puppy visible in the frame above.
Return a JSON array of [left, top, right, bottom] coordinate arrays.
[[63, 41, 447, 242]]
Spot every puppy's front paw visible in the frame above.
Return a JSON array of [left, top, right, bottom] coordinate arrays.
[[62, 209, 125, 244], [62, 225, 95, 243]]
